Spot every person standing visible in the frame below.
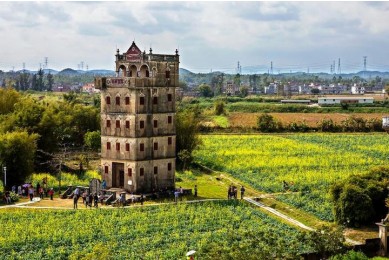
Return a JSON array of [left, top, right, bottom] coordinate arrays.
[[102, 180, 107, 190], [93, 193, 98, 208], [140, 194, 144, 205], [179, 186, 183, 201], [5, 191, 11, 204], [174, 190, 179, 204], [73, 193, 78, 209], [28, 186, 34, 201], [39, 187, 44, 199], [240, 186, 246, 200], [48, 188, 54, 200], [17, 185, 22, 196], [194, 185, 198, 198]]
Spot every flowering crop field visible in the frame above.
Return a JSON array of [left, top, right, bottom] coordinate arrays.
[[0, 201, 311, 259], [193, 134, 389, 221]]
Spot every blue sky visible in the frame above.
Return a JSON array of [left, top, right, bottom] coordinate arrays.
[[1, 1, 389, 73]]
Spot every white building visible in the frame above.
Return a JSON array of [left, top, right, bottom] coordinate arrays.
[[318, 97, 374, 105], [351, 84, 365, 94]]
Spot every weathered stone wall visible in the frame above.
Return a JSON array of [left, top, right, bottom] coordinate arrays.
[[101, 158, 175, 193]]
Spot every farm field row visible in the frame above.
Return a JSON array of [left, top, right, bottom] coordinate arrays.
[[193, 133, 389, 221], [0, 201, 312, 259], [228, 112, 387, 128]]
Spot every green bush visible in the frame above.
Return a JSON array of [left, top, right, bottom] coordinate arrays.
[[331, 167, 389, 227], [257, 113, 282, 132], [214, 100, 226, 115]]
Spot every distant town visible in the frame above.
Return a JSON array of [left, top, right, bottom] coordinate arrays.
[[1, 67, 388, 101]]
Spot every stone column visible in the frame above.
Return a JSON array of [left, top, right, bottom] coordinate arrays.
[[376, 222, 388, 256]]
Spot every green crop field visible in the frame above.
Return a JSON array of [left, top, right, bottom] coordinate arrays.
[[0, 201, 311, 259], [193, 134, 389, 221]]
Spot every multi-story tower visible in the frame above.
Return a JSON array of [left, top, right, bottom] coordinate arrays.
[[94, 42, 178, 193]]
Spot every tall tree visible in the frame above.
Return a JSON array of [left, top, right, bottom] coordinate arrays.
[[37, 69, 45, 91], [175, 109, 201, 168], [0, 131, 38, 188], [46, 72, 54, 91]]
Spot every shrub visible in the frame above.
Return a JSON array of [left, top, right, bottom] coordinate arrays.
[[257, 113, 281, 132], [214, 100, 226, 115]]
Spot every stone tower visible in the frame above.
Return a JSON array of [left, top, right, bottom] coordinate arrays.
[[94, 41, 178, 193]]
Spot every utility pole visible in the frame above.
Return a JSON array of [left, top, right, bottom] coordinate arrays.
[[363, 56, 367, 71], [338, 58, 341, 74], [44, 57, 48, 69]]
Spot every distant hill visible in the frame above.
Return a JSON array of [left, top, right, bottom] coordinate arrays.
[[58, 68, 79, 75]]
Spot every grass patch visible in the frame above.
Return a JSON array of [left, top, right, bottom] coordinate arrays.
[[212, 115, 229, 128]]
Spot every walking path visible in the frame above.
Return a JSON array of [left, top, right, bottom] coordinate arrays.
[[244, 197, 314, 231], [244, 197, 362, 246]]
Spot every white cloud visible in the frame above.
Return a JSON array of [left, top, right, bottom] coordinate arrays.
[[0, 1, 389, 73]]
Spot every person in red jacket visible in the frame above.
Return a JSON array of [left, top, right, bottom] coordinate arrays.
[[48, 188, 54, 200]]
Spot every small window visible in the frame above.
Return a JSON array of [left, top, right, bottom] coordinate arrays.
[[168, 163, 172, 171], [153, 96, 158, 105], [168, 116, 172, 124], [140, 143, 144, 152], [140, 120, 145, 129], [125, 96, 130, 105], [104, 166, 108, 174], [106, 120, 111, 128], [116, 120, 120, 128], [140, 96, 145, 105], [126, 143, 130, 152], [166, 71, 170, 79], [116, 96, 120, 105], [128, 168, 132, 177], [140, 168, 144, 176], [107, 142, 111, 150], [106, 96, 111, 105], [116, 143, 120, 151], [153, 120, 158, 128], [126, 120, 130, 129], [167, 94, 172, 102], [168, 137, 172, 145], [146, 70, 150, 77], [154, 142, 158, 151], [154, 166, 158, 175]]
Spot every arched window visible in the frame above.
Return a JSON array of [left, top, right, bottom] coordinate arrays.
[[140, 65, 149, 78], [106, 96, 111, 105], [118, 65, 126, 77], [129, 65, 137, 78]]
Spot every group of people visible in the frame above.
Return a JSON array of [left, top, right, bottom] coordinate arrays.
[[228, 185, 245, 200], [73, 187, 99, 209], [8, 183, 55, 202]]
